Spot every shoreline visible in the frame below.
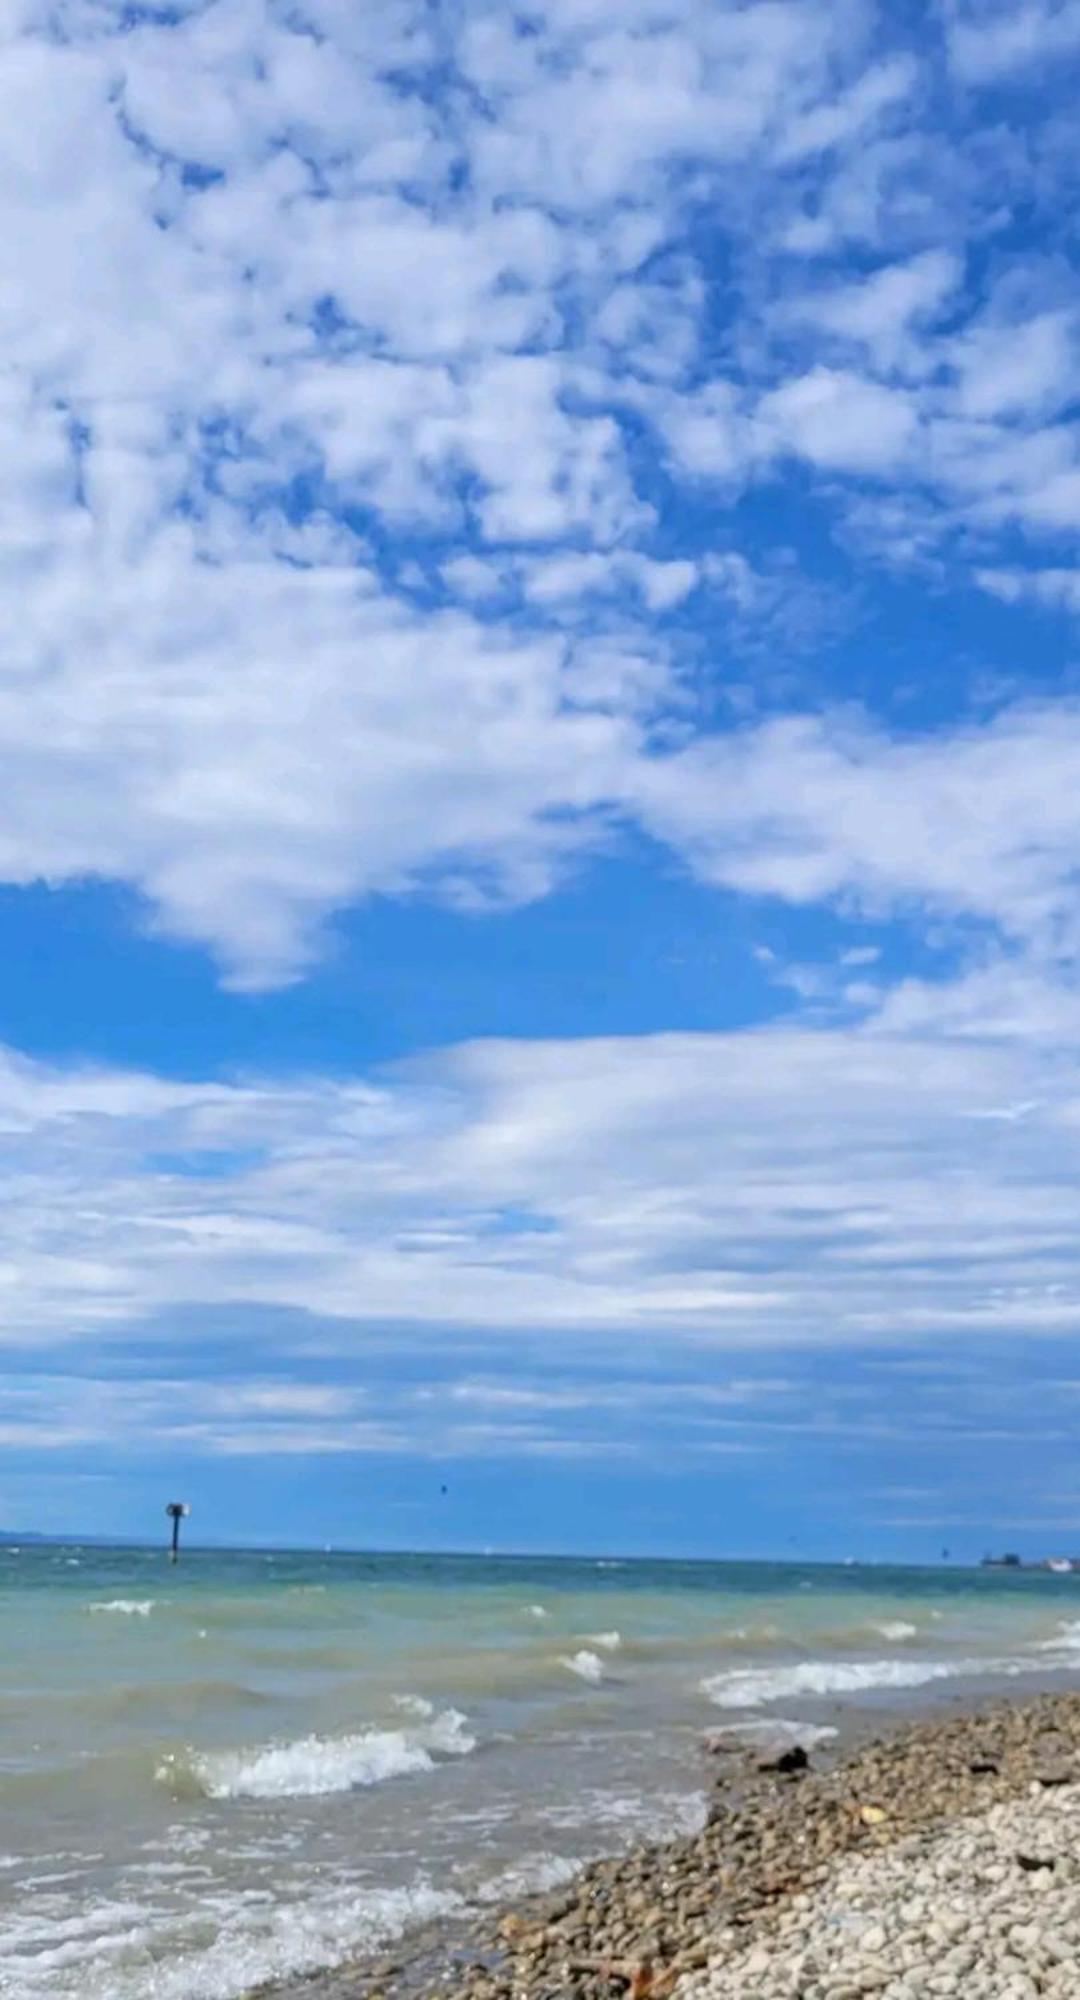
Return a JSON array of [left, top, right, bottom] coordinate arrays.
[[274, 1686, 1080, 2000]]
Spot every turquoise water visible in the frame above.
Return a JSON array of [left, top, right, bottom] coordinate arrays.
[[4, 1544, 1080, 1998]]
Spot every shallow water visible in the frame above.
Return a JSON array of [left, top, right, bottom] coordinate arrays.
[[3, 1544, 1080, 1998]]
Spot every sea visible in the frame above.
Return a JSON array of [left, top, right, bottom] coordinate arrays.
[[4, 1545, 1080, 2000]]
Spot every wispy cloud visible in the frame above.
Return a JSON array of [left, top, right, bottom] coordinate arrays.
[[0, 0, 1078, 987], [1, 997, 1080, 1360]]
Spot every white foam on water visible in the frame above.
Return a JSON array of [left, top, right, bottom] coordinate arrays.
[[702, 1657, 967, 1707], [1037, 1619, 1080, 1654], [706, 1717, 840, 1749], [0, 1880, 464, 2000], [157, 1707, 475, 1801], [391, 1693, 435, 1719], [593, 1789, 708, 1841], [558, 1649, 605, 1685], [873, 1621, 918, 1642], [475, 1853, 582, 1903], [525, 1603, 549, 1619], [88, 1600, 156, 1618], [584, 1630, 622, 1652], [539, 1786, 707, 1842]]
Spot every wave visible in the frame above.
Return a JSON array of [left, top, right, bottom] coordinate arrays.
[[157, 1707, 475, 1801], [0, 1879, 465, 2000], [1037, 1619, 1080, 1655], [702, 1657, 966, 1707], [88, 1598, 156, 1617], [476, 1854, 583, 1903], [706, 1717, 839, 1748], [558, 1650, 606, 1685], [539, 1786, 707, 1843], [872, 1621, 918, 1642], [584, 1630, 622, 1652], [525, 1604, 549, 1619], [391, 1693, 437, 1719]]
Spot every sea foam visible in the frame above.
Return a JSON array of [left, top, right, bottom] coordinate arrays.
[[0, 1879, 466, 2000], [1037, 1619, 1080, 1654], [706, 1717, 840, 1748], [158, 1707, 475, 1801], [559, 1649, 606, 1684], [88, 1599, 156, 1617], [702, 1657, 963, 1708]]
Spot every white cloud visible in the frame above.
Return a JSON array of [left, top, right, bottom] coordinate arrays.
[[0, 530, 653, 986], [2, 1003, 1080, 1376], [634, 703, 1080, 958], [520, 549, 698, 610], [0, 0, 1077, 996], [785, 250, 961, 369], [944, 0, 1080, 80], [772, 54, 917, 164], [650, 378, 756, 481], [950, 310, 1077, 420], [976, 566, 1080, 612], [757, 369, 919, 473]]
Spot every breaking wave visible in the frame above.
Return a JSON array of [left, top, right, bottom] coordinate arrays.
[[88, 1599, 156, 1617], [156, 1707, 475, 1801], [559, 1649, 606, 1685], [702, 1657, 966, 1708], [1037, 1619, 1080, 1655], [0, 1879, 466, 2000]]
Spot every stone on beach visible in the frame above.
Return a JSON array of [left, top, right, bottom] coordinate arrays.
[[682, 1783, 1080, 2000]]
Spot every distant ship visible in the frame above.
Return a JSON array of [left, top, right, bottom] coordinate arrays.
[[981, 1552, 1078, 1572]]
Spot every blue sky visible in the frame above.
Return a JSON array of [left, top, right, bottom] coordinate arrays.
[[4, 0, 1080, 1559]]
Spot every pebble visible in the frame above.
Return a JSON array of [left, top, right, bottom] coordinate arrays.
[[684, 1783, 1080, 2000]]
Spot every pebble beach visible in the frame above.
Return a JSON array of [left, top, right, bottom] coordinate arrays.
[[328, 1692, 1080, 2000]]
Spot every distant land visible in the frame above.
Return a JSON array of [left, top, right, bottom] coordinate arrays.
[[0, 1529, 148, 1547]]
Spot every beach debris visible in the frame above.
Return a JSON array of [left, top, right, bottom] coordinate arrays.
[[756, 1744, 809, 1776], [1016, 1850, 1057, 1871], [969, 1755, 1000, 1774], [857, 1802, 888, 1825], [628, 1957, 677, 1998]]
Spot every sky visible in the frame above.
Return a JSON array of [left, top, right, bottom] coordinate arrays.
[[4, 0, 1080, 1560]]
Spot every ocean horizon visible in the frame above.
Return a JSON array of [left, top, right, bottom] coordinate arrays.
[[0, 1531, 1051, 1565]]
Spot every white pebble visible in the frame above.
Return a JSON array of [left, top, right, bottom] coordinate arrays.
[[682, 1782, 1080, 2000]]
